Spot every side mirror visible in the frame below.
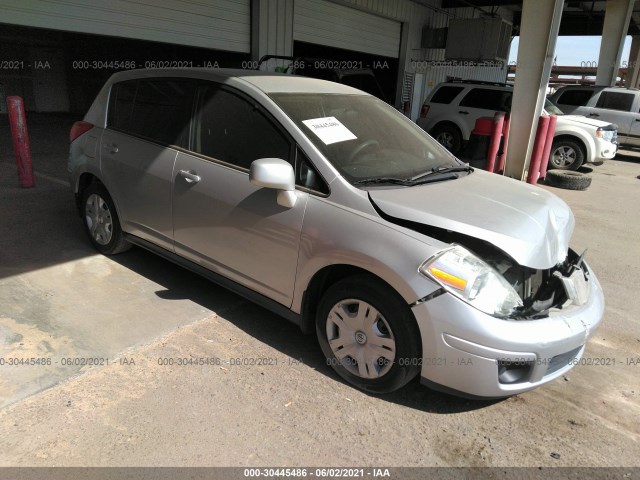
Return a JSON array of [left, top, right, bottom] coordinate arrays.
[[249, 158, 297, 208]]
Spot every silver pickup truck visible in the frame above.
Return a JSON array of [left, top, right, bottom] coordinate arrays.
[[550, 85, 640, 148]]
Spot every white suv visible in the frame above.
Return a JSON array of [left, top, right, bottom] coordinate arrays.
[[417, 80, 618, 170]]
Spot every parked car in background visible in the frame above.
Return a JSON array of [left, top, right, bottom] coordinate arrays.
[[68, 69, 604, 399], [418, 80, 618, 170], [550, 85, 640, 149]]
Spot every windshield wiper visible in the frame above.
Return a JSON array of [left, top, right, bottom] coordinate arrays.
[[409, 164, 473, 182], [352, 177, 414, 186]]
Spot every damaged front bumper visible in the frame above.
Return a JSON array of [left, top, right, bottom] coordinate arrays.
[[411, 260, 605, 398]]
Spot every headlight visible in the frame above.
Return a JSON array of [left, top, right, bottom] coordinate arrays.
[[419, 245, 523, 317], [596, 127, 616, 143]]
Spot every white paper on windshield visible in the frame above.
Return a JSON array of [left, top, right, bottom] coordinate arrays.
[[302, 117, 357, 145]]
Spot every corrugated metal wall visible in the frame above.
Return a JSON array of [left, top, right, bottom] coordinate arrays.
[[1, 0, 251, 52], [293, 0, 402, 58], [255, 0, 294, 58]]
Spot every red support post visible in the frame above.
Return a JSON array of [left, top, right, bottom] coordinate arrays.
[[527, 115, 551, 185], [7, 96, 35, 188], [485, 112, 505, 173], [538, 114, 557, 182], [496, 112, 511, 174]]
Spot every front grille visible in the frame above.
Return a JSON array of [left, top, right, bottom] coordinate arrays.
[[546, 346, 583, 376]]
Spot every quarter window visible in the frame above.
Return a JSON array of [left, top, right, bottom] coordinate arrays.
[[107, 81, 136, 132], [295, 147, 329, 194]]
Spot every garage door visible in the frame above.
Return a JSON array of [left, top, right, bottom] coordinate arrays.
[[293, 0, 401, 59], [0, 0, 250, 53]]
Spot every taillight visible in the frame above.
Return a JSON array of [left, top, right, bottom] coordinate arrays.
[[70, 121, 93, 143], [420, 105, 430, 118]]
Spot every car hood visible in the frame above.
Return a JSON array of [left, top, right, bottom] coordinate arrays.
[[559, 114, 612, 129], [369, 170, 575, 269]]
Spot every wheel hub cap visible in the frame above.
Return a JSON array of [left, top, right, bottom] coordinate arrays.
[[355, 331, 367, 345], [326, 299, 396, 379], [85, 193, 113, 246]]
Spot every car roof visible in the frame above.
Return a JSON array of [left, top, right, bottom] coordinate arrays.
[[105, 67, 367, 95]]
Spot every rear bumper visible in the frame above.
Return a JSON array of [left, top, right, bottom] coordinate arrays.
[[411, 262, 605, 398]]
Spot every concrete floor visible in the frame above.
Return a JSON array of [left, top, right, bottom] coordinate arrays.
[[0, 116, 638, 467]]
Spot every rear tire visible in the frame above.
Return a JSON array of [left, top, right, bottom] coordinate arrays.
[[316, 275, 421, 394], [81, 183, 131, 255], [430, 124, 463, 155]]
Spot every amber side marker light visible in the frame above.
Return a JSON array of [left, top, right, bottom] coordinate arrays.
[[427, 266, 467, 291]]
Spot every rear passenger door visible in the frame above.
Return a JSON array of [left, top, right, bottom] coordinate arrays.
[[456, 87, 512, 138], [101, 78, 194, 250], [172, 84, 315, 307]]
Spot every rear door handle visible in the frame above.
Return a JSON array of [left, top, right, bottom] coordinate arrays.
[[589, 113, 600, 117], [178, 170, 201, 184], [458, 110, 469, 115]]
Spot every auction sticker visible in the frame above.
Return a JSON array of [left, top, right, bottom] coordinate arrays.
[[302, 116, 357, 145]]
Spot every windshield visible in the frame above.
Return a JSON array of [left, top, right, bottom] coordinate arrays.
[[270, 93, 460, 183], [544, 98, 564, 115]]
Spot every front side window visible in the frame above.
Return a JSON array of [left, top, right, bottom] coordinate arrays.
[[193, 86, 291, 170], [270, 93, 460, 182]]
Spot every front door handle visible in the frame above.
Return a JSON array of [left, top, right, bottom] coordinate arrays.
[[589, 113, 600, 117], [178, 169, 201, 184], [103, 143, 119, 154], [458, 110, 469, 115]]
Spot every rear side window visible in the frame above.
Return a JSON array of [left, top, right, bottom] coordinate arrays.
[[193, 86, 291, 169], [595, 91, 635, 111], [107, 78, 194, 147], [459, 88, 511, 111], [556, 89, 594, 106], [430, 86, 464, 104]]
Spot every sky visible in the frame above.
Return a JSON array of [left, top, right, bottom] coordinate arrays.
[[508, 36, 632, 66]]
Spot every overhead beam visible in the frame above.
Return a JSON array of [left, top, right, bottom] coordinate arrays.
[[504, 0, 564, 180], [596, 0, 635, 85]]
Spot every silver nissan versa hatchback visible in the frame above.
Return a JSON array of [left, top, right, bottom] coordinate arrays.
[[68, 69, 604, 398]]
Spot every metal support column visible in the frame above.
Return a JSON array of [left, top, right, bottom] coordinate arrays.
[[504, 0, 564, 180], [595, 0, 634, 86]]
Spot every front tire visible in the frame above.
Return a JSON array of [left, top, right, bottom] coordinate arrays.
[[549, 139, 584, 170], [316, 275, 421, 394], [81, 183, 130, 255]]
